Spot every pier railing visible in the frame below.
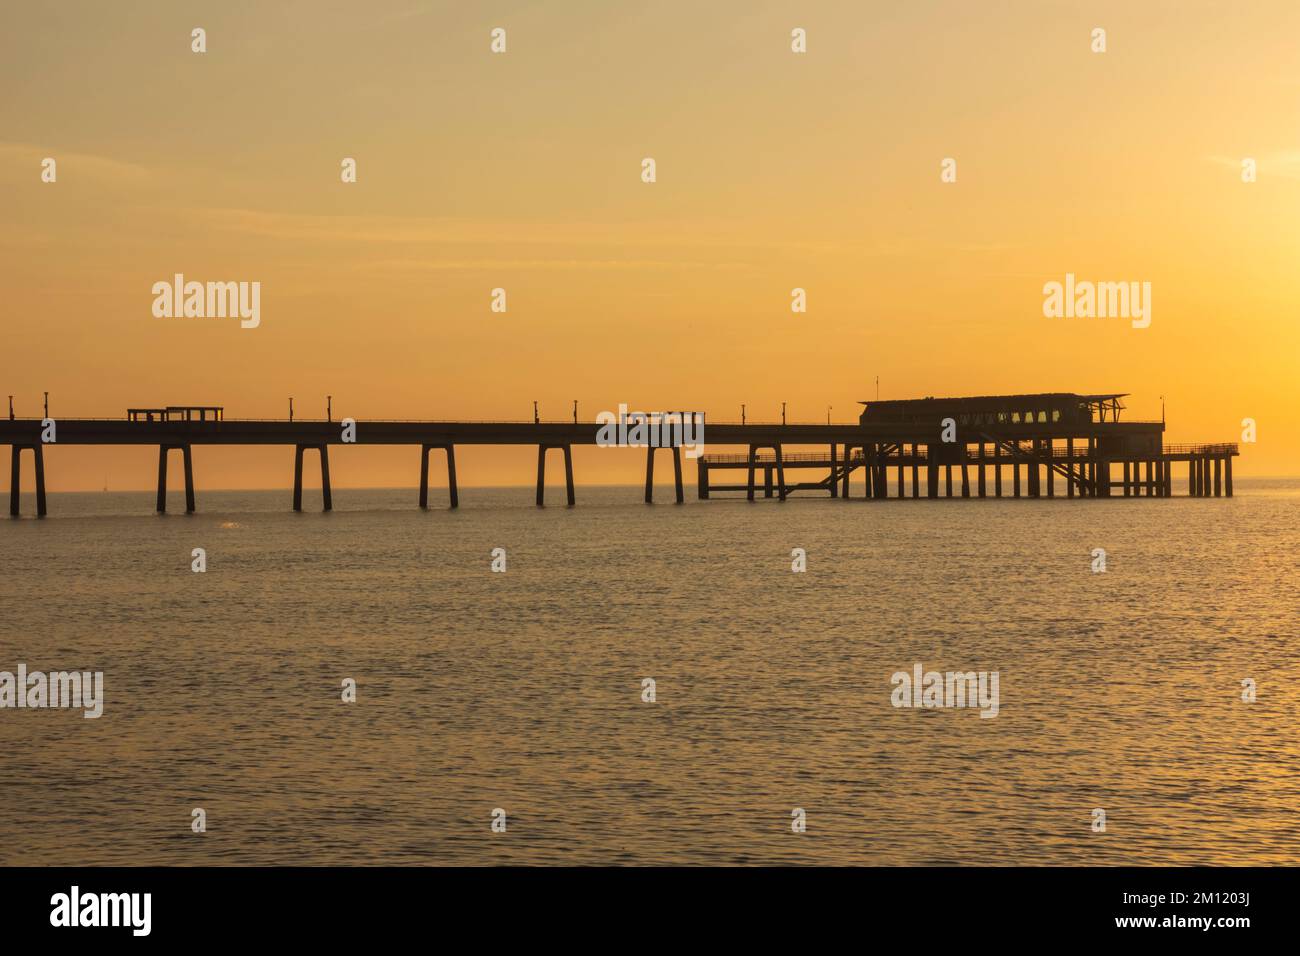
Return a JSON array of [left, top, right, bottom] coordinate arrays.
[[700, 451, 866, 464], [1161, 443, 1239, 456]]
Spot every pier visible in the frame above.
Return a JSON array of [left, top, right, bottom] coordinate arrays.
[[1, 392, 1238, 516]]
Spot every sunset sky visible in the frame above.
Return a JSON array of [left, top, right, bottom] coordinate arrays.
[[3, 0, 1298, 490]]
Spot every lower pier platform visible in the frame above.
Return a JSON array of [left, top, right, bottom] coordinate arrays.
[[698, 441, 1239, 501]]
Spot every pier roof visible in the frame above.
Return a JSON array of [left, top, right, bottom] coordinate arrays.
[[858, 392, 1127, 407]]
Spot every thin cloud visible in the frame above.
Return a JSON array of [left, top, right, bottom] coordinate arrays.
[[0, 142, 153, 184], [362, 256, 754, 272], [183, 206, 921, 260], [1205, 151, 1300, 179]]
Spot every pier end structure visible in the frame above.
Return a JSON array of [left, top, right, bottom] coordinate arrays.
[[696, 392, 1238, 501]]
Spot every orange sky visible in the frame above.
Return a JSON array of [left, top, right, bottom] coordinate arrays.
[[3, 1, 1298, 490]]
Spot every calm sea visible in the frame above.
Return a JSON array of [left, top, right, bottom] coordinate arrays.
[[2, 480, 1298, 865]]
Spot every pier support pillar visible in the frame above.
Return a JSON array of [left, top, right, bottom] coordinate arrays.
[[8, 444, 47, 518], [945, 465, 953, 498], [746, 444, 786, 501], [1012, 457, 1021, 498], [536, 445, 545, 505], [977, 444, 986, 498], [535, 444, 575, 507], [36, 444, 46, 517], [1046, 445, 1055, 497], [926, 445, 938, 499], [911, 446, 920, 499], [698, 457, 709, 499], [1066, 440, 1075, 498], [994, 443, 1002, 497], [156, 444, 196, 514], [156, 445, 168, 513], [645, 446, 685, 504], [320, 447, 332, 511], [961, 460, 970, 498], [183, 445, 196, 512], [828, 444, 838, 498], [1213, 457, 1222, 497], [1225, 456, 1233, 497], [419, 444, 458, 509], [293, 444, 331, 512], [673, 445, 683, 503]]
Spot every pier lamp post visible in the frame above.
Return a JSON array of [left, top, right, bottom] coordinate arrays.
[[741, 404, 746, 426], [533, 401, 539, 425], [827, 405, 832, 425], [8, 395, 13, 420], [782, 402, 786, 426], [327, 395, 332, 422], [573, 400, 578, 424], [289, 398, 294, 423], [44, 392, 49, 418]]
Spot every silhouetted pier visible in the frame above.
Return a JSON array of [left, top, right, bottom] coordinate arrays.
[[1, 392, 1239, 516]]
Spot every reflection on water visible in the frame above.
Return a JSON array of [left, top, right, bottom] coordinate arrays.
[[1, 481, 1298, 865]]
